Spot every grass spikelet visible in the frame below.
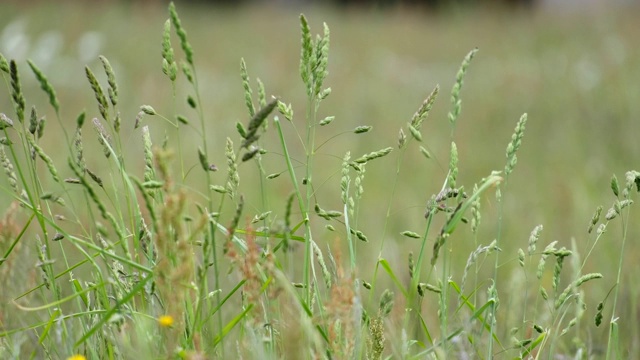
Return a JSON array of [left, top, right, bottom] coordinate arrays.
[[176, 114, 188, 125], [85, 66, 109, 121], [142, 126, 155, 182], [227, 195, 244, 242], [605, 202, 620, 220], [210, 185, 226, 193], [448, 48, 477, 128], [92, 118, 112, 158], [518, 248, 525, 267], [226, 138, 239, 198], [76, 110, 86, 128], [411, 84, 439, 130], [528, 225, 543, 255], [187, 95, 197, 108], [624, 170, 640, 194], [27, 60, 60, 113], [0, 52, 8, 73], [349, 228, 368, 242], [367, 316, 385, 360], [27, 136, 59, 183], [241, 98, 277, 149], [35, 236, 51, 289], [282, 192, 295, 250], [37, 117, 45, 139], [537, 241, 557, 279], [595, 302, 604, 327], [397, 128, 406, 149], [354, 165, 365, 199], [29, 106, 38, 135], [0, 113, 14, 130], [470, 183, 481, 234], [251, 211, 271, 224], [587, 206, 603, 233], [277, 101, 293, 121], [419, 145, 431, 159], [99, 55, 118, 106], [312, 22, 330, 97], [447, 141, 458, 188], [540, 286, 549, 300], [241, 147, 260, 162], [0, 146, 19, 194], [140, 105, 156, 115], [73, 128, 85, 172], [197, 147, 210, 172], [379, 289, 394, 317], [311, 240, 332, 288], [408, 124, 422, 142], [256, 78, 267, 108], [161, 19, 177, 81], [86, 168, 104, 188], [353, 147, 393, 164], [299, 14, 312, 96], [112, 111, 120, 133], [552, 247, 571, 292], [354, 125, 372, 134], [505, 113, 527, 176], [319, 116, 335, 126], [180, 63, 193, 86], [10, 60, 26, 123], [611, 174, 620, 197], [401, 230, 421, 239], [319, 87, 331, 100], [555, 273, 603, 310], [341, 152, 350, 204], [236, 122, 247, 138], [240, 58, 255, 117], [418, 283, 442, 296], [169, 2, 194, 65], [431, 233, 449, 266]]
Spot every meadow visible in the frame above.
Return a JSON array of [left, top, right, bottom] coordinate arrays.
[[0, 1, 639, 359]]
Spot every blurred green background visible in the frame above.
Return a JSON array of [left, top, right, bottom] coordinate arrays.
[[1, 0, 639, 355]]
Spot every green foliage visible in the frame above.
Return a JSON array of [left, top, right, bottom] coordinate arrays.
[[0, 3, 638, 360]]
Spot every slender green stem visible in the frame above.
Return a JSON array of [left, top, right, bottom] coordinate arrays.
[[607, 203, 632, 359]]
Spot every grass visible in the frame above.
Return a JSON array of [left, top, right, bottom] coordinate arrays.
[[1, 2, 640, 359]]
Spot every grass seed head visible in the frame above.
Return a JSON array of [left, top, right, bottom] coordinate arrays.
[[0, 52, 8, 73], [0, 113, 14, 130], [99, 55, 118, 106], [505, 113, 528, 176], [85, 66, 109, 121], [10, 60, 26, 123], [411, 84, 439, 130], [0, 146, 19, 194], [169, 2, 194, 65], [28, 60, 60, 113]]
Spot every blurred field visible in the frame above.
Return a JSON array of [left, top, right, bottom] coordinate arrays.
[[1, 0, 640, 356]]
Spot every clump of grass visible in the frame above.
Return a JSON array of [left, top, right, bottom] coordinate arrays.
[[0, 3, 638, 360]]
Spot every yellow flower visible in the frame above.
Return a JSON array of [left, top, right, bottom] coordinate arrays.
[[67, 355, 86, 360], [158, 314, 174, 327]]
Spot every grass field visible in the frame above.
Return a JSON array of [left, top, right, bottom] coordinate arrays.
[[1, 1, 639, 359]]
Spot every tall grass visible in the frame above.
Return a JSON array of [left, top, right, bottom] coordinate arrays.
[[0, 3, 639, 359]]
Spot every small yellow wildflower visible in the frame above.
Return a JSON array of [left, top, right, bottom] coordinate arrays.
[[158, 314, 174, 327], [67, 355, 87, 360]]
